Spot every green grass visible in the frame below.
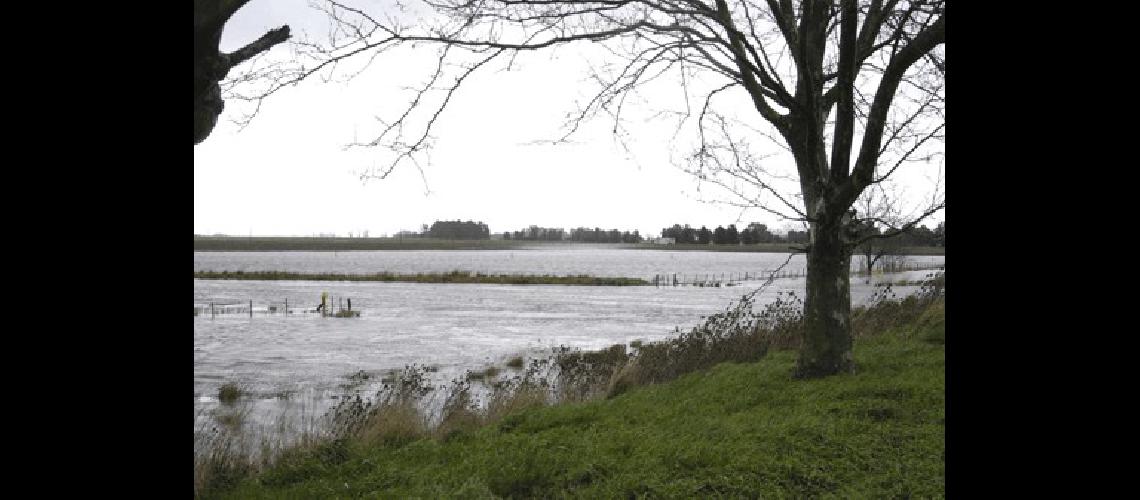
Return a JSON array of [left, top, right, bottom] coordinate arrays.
[[194, 270, 649, 286], [204, 302, 945, 499]]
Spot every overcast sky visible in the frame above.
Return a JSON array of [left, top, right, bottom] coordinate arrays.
[[194, 0, 943, 238]]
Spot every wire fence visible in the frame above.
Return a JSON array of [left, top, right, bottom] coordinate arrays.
[[193, 295, 362, 318], [652, 261, 944, 288], [194, 262, 946, 315]]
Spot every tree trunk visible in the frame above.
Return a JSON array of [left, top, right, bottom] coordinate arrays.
[[194, 1, 238, 145], [796, 220, 855, 378], [194, 0, 289, 145]]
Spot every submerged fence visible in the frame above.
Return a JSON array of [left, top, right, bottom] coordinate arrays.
[[194, 295, 362, 318], [651, 261, 944, 288], [194, 262, 946, 314]]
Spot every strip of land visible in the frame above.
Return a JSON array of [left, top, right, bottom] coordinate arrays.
[[193, 270, 649, 286]]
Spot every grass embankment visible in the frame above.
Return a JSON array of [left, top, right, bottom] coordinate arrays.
[[193, 270, 649, 286], [202, 295, 945, 498]]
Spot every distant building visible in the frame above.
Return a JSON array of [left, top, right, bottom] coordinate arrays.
[[654, 237, 675, 245]]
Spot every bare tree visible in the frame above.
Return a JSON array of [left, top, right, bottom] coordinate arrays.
[[226, 0, 944, 378], [194, 0, 291, 144], [853, 184, 903, 281]]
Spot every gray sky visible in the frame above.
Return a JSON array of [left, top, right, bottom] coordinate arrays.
[[194, 0, 943, 238]]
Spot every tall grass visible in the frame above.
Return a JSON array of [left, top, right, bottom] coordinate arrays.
[[217, 383, 243, 405]]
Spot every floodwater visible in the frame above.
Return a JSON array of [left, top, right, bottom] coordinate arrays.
[[194, 246, 944, 281], [193, 248, 943, 440]]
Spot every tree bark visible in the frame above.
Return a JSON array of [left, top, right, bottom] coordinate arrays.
[[795, 217, 856, 378]]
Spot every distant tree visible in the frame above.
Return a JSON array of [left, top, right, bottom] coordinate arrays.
[[741, 227, 755, 245], [713, 226, 727, 245], [428, 220, 490, 239], [680, 225, 698, 244], [853, 221, 905, 279], [853, 187, 904, 279], [726, 224, 740, 245], [747, 223, 774, 244], [697, 226, 711, 245], [905, 225, 937, 246], [786, 229, 810, 244]]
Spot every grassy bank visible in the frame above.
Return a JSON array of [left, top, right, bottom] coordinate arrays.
[[193, 270, 650, 286], [198, 282, 945, 498]]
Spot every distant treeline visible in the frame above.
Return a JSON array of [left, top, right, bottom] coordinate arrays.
[[661, 223, 803, 245], [410, 221, 644, 243], [662, 221, 944, 246], [505, 226, 642, 243], [858, 221, 945, 247], [427, 220, 491, 240]]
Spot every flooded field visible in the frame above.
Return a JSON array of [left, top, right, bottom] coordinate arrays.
[[194, 248, 943, 443], [194, 246, 943, 281]]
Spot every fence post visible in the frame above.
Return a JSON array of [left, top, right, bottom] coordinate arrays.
[[285, 297, 288, 315], [211, 302, 215, 319], [249, 299, 253, 317]]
